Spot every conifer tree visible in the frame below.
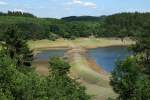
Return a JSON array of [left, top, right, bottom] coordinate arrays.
[[1, 25, 33, 68]]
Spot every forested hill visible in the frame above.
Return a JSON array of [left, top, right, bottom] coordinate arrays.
[[103, 12, 150, 37], [0, 11, 150, 40], [0, 11, 36, 18], [61, 16, 106, 22]]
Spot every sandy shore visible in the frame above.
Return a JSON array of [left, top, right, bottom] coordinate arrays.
[[65, 41, 118, 100], [31, 38, 133, 100], [28, 38, 134, 51]]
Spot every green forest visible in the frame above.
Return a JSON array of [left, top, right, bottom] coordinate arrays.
[[0, 11, 150, 40], [0, 11, 150, 100], [0, 26, 91, 100]]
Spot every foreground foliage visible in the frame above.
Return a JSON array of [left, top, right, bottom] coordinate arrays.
[[47, 57, 91, 100], [1, 26, 33, 68], [0, 27, 90, 100], [111, 58, 150, 100], [111, 36, 150, 100], [0, 52, 90, 100]]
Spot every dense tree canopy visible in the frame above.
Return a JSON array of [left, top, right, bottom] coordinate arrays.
[[1, 26, 33, 68], [0, 11, 150, 40], [131, 36, 150, 75], [0, 27, 90, 100], [47, 57, 91, 100], [0, 52, 90, 99], [0, 11, 35, 18], [109, 12, 150, 99], [110, 33, 150, 99]]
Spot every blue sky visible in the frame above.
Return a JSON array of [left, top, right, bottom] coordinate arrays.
[[0, 0, 150, 18]]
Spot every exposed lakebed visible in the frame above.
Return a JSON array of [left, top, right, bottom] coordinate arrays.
[[34, 46, 131, 72]]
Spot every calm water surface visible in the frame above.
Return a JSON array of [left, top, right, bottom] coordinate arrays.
[[87, 46, 131, 72], [34, 50, 66, 61], [35, 46, 130, 72]]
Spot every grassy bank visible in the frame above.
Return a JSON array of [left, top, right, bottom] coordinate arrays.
[[28, 37, 134, 51], [65, 43, 117, 100]]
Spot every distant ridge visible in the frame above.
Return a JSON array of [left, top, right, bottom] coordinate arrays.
[[61, 16, 106, 22], [0, 11, 150, 40]]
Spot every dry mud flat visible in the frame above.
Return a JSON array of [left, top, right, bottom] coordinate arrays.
[[65, 43, 117, 100]]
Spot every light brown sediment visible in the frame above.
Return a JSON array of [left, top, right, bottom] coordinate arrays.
[[29, 38, 134, 53], [32, 60, 49, 76], [64, 41, 117, 99]]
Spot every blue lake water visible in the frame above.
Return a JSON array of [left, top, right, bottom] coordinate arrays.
[[34, 46, 130, 72], [34, 50, 66, 61], [87, 46, 131, 72]]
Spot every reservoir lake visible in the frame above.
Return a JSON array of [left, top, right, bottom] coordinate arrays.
[[34, 46, 131, 72]]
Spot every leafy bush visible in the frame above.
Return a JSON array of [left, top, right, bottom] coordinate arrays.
[[47, 57, 91, 100]]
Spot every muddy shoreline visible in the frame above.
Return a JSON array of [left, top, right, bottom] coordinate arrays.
[[33, 44, 130, 75], [32, 38, 130, 99], [33, 44, 130, 52]]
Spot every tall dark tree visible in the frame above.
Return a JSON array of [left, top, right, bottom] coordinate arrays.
[[111, 35, 150, 99], [1, 25, 33, 68], [110, 58, 141, 100], [131, 36, 150, 75], [0, 49, 49, 100], [47, 57, 91, 100]]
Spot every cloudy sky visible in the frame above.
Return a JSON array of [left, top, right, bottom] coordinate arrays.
[[0, 0, 150, 18]]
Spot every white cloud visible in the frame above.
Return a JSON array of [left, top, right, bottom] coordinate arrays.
[[0, 1, 7, 5], [83, 2, 97, 8], [73, 0, 82, 4], [67, 0, 97, 9]]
